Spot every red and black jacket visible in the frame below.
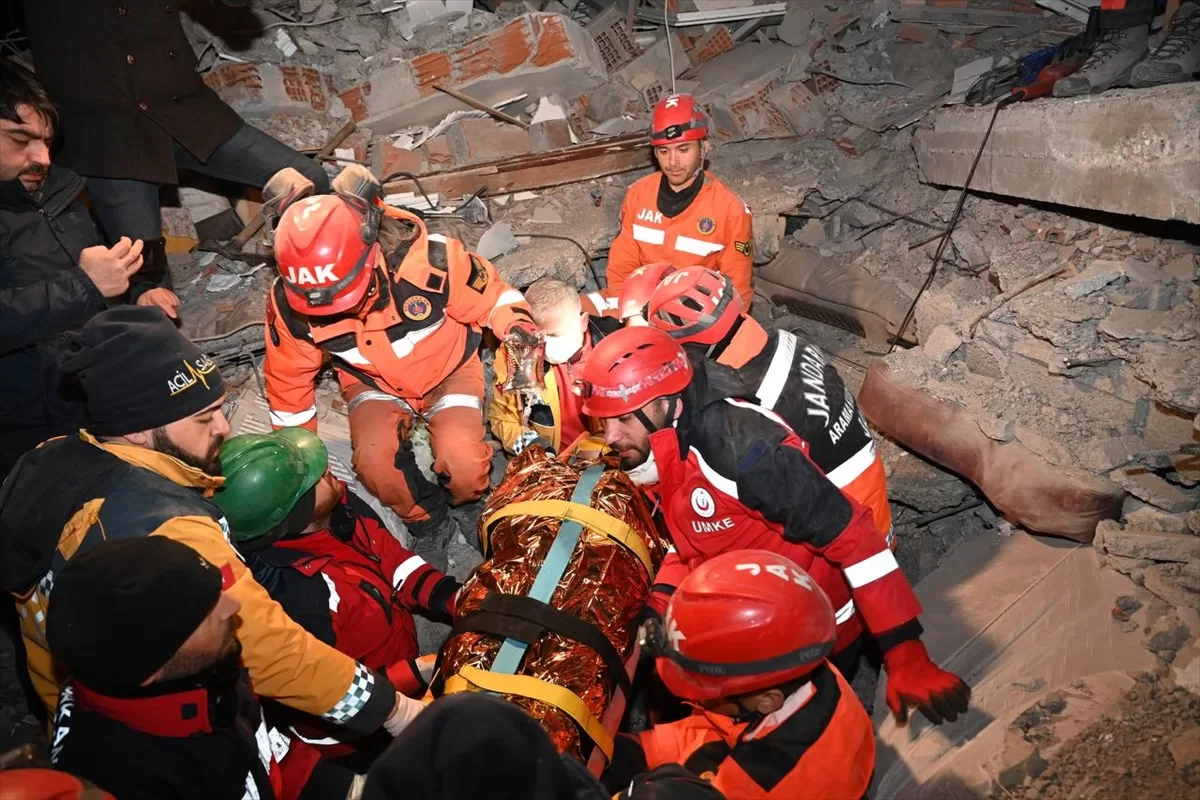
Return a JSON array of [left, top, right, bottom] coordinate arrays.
[[647, 362, 922, 655], [50, 665, 349, 800], [249, 491, 459, 700]]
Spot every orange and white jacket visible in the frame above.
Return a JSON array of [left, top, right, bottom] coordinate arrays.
[[264, 206, 534, 430], [607, 173, 754, 309]]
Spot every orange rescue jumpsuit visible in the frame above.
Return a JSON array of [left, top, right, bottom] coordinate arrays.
[[617, 664, 874, 799], [264, 207, 534, 527], [607, 172, 754, 309]]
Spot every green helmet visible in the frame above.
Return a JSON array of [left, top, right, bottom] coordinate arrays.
[[212, 428, 329, 541]]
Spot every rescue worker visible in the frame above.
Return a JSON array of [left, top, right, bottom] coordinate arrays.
[[47, 537, 363, 800], [262, 165, 540, 553], [605, 550, 875, 799], [213, 427, 460, 758], [606, 95, 753, 309], [647, 267, 893, 541], [577, 327, 970, 724], [489, 277, 620, 456], [0, 306, 422, 741]]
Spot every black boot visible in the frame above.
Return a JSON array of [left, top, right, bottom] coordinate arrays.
[[404, 512, 458, 573]]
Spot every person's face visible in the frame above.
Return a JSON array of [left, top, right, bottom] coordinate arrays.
[[602, 397, 669, 470], [654, 140, 707, 190], [150, 592, 241, 683], [311, 471, 345, 521], [0, 104, 53, 193], [540, 300, 588, 365], [152, 397, 231, 475]]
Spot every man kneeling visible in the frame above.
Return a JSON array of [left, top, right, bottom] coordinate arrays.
[[213, 428, 460, 758], [605, 550, 875, 800]]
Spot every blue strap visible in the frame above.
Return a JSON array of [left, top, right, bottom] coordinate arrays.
[[489, 465, 606, 675]]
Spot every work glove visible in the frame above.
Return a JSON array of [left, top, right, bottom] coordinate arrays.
[[332, 163, 382, 205], [383, 691, 427, 737], [262, 167, 315, 234], [883, 639, 971, 726]]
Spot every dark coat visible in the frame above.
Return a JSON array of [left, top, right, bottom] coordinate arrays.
[[0, 167, 105, 476], [22, 0, 244, 185]]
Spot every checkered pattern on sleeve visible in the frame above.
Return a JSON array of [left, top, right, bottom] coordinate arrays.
[[322, 662, 375, 723]]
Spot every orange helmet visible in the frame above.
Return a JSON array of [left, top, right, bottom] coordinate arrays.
[[273, 194, 382, 315], [576, 327, 692, 419], [651, 94, 708, 146], [655, 550, 836, 700], [618, 263, 676, 322], [648, 267, 742, 346]]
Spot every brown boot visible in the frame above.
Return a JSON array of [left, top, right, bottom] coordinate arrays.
[[858, 361, 1125, 542]]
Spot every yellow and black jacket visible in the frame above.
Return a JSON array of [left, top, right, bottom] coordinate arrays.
[[0, 432, 396, 736]]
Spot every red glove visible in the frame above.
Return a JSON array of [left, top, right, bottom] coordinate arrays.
[[883, 639, 970, 726]]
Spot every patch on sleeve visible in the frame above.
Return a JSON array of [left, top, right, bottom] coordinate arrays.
[[220, 563, 236, 590], [467, 254, 490, 293], [734, 240, 752, 256]]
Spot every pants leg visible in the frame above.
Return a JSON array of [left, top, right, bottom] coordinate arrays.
[[346, 383, 447, 526], [422, 355, 492, 506], [84, 177, 165, 243], [174, 122, 331, 194]]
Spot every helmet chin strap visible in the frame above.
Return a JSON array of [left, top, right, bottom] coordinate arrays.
[[731, 697, 764, 727], [633, 396, 677, 435]]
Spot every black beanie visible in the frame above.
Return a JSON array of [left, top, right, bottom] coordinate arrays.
[[47, 537, 225, 694], [57, 306, 226, 437], [364, 693, 580, 800]]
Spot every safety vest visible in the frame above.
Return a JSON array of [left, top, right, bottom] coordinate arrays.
[[637, 663, 874, 799]]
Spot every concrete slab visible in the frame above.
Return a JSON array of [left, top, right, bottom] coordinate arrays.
[[870, 532, 1157, 797], [344, 14, 607, 136], [915, 84, 1200, 224]]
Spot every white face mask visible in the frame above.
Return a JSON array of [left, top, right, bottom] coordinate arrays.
[[544, 330, 585, 365], [625, 451, 659, 485]]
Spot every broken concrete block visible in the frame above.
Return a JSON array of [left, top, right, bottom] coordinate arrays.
[[951, 228, 989, 269], [351, 14, 607, 135], [688, 25, 734, 65], [1099, 307, 1176, 340], [530, 205, 563, 224], [770, 82, 825, 136], [1165, 254, 1198, 280], [615, 29, 693, 87], [529, 119, 573, 152], [1096, 520, 1199, 562], [447, 118, 530, 166], [835, 125, 881, 157], [477, 222, 520, 261], [372, 139, 427, 180], [1142, 561, 1200, 609], [778, 7, 815, 46], [696, 43, 798, 142], [586, 7, 641, 74], [1115, 471, 1200, 513], [1061, 259, 1127, 298], [923, 324, 963, 364], [204, 63, 346, 118], [916, 83, 1200, 224]]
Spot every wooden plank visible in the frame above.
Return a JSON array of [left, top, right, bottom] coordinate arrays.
[[382, 134, 651, 198]]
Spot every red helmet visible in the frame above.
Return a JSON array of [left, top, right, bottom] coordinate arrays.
[[648, 267, 742, 346], [576, 327, 692, 418], [651, 94, 708, 146], [0, 769, 116, 800], [656, 550, 836, 701], [618, 263, 676, 322], [274, 194, 381, 316]]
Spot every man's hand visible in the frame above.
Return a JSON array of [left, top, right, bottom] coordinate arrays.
[[331, 163, 382, 203], [883, 639, 971, 726], [263, 167, 316, 235], [78, 237, 144, 298], [383, 691, 427, 737], [136, 287, 181, 319]]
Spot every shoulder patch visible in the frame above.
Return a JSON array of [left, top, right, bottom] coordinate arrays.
[[467, 254, 490, 293], [734, 240, 752, 256]]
